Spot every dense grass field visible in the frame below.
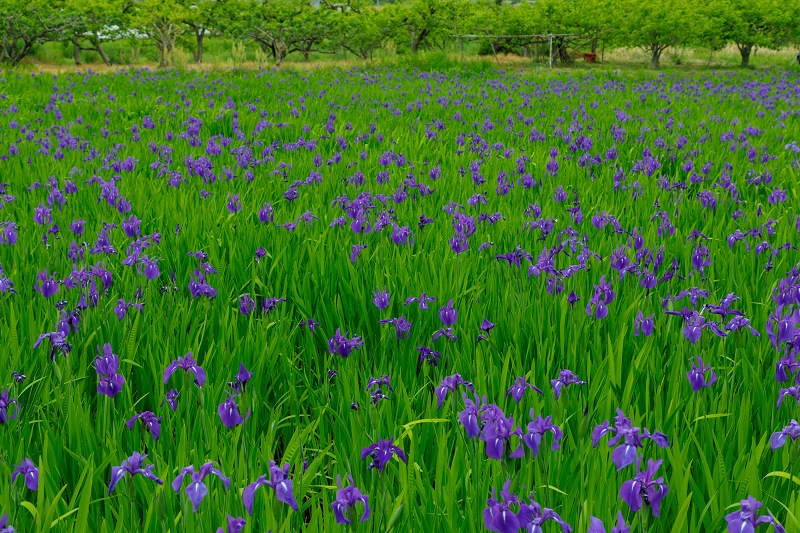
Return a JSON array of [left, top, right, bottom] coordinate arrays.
[[0, 65, 799, 533]]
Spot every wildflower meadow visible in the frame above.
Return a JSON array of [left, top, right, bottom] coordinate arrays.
[[0, 65, 799, 533]]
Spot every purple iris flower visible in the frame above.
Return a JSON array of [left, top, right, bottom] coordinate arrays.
[[0, 222, 17, 246], [172, 462, 231, 513], [592, 408, 670, 471], [610, 245, 632, 281], [114, 299, 144, 321], [328, 328, 364, 358], [350, 243, 368, 263], [588, 511, 630, 533], [243, 461, 298, 515], [405, 293, 436, 309], [687, 356, 717, 392], [122, 215, 141, 238], [432, 327, 458, 342], [480, 318, 496, 333], [163, 352, 206, 387], [633, 311, 654, 337], [483, 479, 573, 533], [481, 405, 525, 460], [566, 291, 580, 309], [0, 388, 20, 423], [770, 420, 800, 451], [366, 375, 393, 394], [95, 343, 125, 399], [517, 500, 572, 533], [98, 373, 125, 399], [378, 316, 412, 339], [690, 242, 712, 278], [299, 317, 320, 332], [520, 408, 563, 458], [227, 363, 253, 394], [372, 286, 391, 309], [70, 219, 85, 235], [506, 376, 543, 403], [361, 437, 407, 472], [390, 224, 414, 246], [34, 269, 59, 298], [482, 479, 522, 533], [768, 187, 788, 204], [33, 203, 52, 225], [137, 255, 160, 280], [226, 193, 241, 213], [682, 314, 728, 345], [12, 458, 38, 491], [776, 353, 800, 383], [707, 292, 743, 319], [778, 386, 800, 409], [331, 474, 370, 525], [725, 316, 760, 337], [218, 392, 249, 428], [238, 294, 255, 315], [460, 392, 487, 439], [258, 202, 273, 223], [619, 458, 669, 516], [215, 516, 246, 533], [551, 370, 586, 399], [126, 412, 162, 442], [766, 305, 800, 351], [417, 345, 442, 366], [436, 374, 472, 408], [725, 496, 786, 533], [108, 452, 163, 495], [1, 513, 14, 533], [585, 276, 615, 319], [162, 389, 179, 411], [439, 299, 458, 326]]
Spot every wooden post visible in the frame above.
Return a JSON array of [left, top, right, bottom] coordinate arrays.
[[549, 35, 553, 68], [460, 36, 464, 62], [601, 40, 605, 62], [489, 38, 499, 66]]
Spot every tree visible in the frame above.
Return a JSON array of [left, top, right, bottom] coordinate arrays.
[[234, 0, 310, 66], [0, 0, 76, 66], [714, 0, 787, 67], [618, 0, 695, 69], [131, 0, 188, 67], [325, 0, 387, 61], [387, 0, 458, 54], [67, 0, 131, 66], [177, 0, 224, 63]]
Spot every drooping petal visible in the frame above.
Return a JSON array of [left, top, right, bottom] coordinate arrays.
[[108, 464, 128, 495], [242, 476, 269, 515], [274, 478, 299, 511], [185, 481, 208, 512]]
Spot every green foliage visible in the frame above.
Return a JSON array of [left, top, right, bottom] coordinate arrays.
[[0, 0, 797, 69], [0, 64, 799, 532]]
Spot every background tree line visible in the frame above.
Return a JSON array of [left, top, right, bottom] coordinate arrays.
[[0, 0, 798, 69]]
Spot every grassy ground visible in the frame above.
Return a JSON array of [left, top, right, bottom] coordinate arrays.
[[18, 38, 800, 75]]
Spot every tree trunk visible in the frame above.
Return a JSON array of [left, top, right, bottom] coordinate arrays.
[[410, 26, 419, 54], [72, 38, 82, 65], [159, 44, 168, 68], [195, 30, 204, 63], [738, 43, 752, 67], [649, 45, 662, 69], [591, 37, 597, 54], [91, 37, 112, 65]]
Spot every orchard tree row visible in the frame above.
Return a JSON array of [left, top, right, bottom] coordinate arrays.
[[0, 0, 798, 69]]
